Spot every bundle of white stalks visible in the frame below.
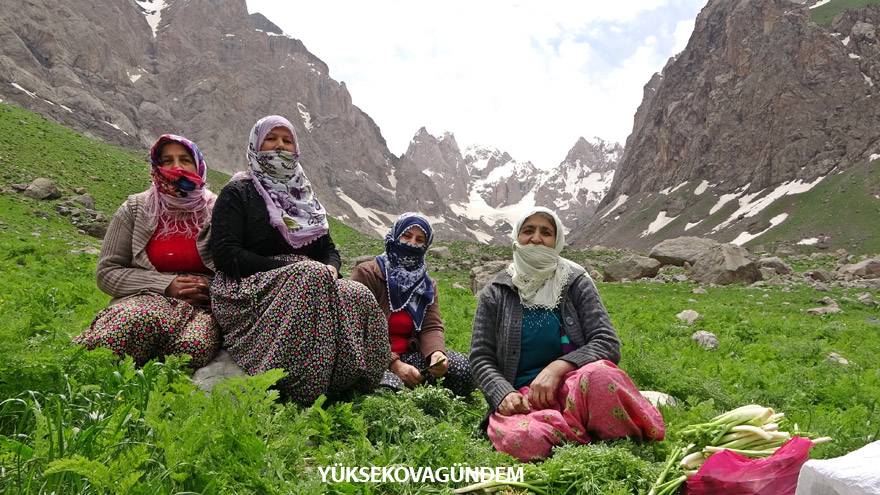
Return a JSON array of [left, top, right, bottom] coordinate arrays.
[[648, 404, 832, 495]]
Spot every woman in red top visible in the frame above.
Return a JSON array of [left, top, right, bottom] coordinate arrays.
[[73, 135, 220, 368], [351, 213, 475, 397]]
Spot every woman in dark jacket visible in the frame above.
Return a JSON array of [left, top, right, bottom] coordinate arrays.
[[469, 206, 664, 461], [210, 115, 389, 405]]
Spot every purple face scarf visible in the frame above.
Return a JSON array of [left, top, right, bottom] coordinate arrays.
[[145, 134, 213, 238], [375, 213, 435, 332], [243, 115, 329, 249]]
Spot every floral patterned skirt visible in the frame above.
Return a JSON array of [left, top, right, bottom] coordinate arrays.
[[210, 256, 390, 405], [487, 360, 665, 461], [73, 293, 220, 369]]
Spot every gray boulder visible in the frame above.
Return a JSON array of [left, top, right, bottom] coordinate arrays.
[[839, 258, 880, 279], [804, 269, 833, 283], [428, 246, 453, 259], [691, 331, 719, 350], [192, 350, 246, 392], [71, 193, 95, 209], [649, 237, 719, 266], [689, 244, 761, 286], [676, 309, 701, 325], [23, 178, 61, 200], [758, 256, 792, 275], [603, 255, 662, 282], [470, 260, 509, 295], [807, 297, 842, 315]]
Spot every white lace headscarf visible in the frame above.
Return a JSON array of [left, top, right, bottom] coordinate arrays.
[[507, 207, 586, 309]]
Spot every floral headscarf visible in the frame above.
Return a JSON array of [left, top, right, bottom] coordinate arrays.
[[145, 134, 213, 238], [376, 213, 435, 331], [242, 115, 329, 248]]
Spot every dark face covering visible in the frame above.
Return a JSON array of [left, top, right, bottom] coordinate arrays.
[[376, 213, 435, 331]]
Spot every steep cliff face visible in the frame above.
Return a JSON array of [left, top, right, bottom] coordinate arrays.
[[603, 0, 879, 204], [577, 0, 880, 251], [0, 0, 399, 236]]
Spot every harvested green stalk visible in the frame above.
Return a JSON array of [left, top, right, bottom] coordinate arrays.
[[648, 404, 832, 495]]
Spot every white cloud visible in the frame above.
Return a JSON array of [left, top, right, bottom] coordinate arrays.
[[246, 0, 702, 168]]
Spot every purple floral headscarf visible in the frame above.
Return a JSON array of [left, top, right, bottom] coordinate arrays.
[[241, 115, 329, 248]]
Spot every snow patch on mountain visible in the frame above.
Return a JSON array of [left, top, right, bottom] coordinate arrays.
[[731, 213, 789, 245], [641, 211, 678, 237], [710, 176, 824, 233], [600, 194, 629, 219], [135, 0, 167, 38]]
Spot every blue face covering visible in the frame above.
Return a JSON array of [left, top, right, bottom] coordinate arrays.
[[375, 213, 435, 331]]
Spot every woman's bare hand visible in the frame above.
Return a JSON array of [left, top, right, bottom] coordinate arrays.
[[390, 359, 424, 387], [165, 275, 210, 306], [497, 391, 531, 416]]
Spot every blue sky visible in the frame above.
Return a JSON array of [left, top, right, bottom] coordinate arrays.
[[247, 0, 706, 168]]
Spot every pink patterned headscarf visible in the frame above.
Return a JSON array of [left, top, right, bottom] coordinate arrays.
[[239, 115, 329, 249], [144, 134, 214, 238]]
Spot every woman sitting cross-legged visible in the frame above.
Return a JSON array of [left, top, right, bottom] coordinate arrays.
[[74, 134, 220, 368], [209, 114, 389, 405], [351, 213, 475, 397], [469, 206, 665, 461]]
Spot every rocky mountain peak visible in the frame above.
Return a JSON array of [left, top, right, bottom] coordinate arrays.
[[600, 0, 880, 209]]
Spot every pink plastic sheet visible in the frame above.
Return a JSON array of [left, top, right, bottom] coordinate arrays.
[[686, 437, 813, 495]]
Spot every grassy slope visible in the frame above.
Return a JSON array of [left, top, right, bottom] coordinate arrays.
[[0, 102, 879, 493], [810, 0, 880, 26]]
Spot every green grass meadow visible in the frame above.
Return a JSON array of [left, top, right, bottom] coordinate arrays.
[[810, 0, 880, 26], [1, 103, 879, 493]]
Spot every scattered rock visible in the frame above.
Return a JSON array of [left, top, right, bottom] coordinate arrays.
[[691, 331, 719, 350], [428, 246, 452, 259], [758, 256, 792, 275], [807, 297, 842, 315], [672, 274, 689, 283], [649, 236, 719, 266], [23, 178, 61, 200], [465, 245, 480, 255], [640, 391, 678, 408], [452, 282, 467, 290], [603, 255, 661, 282], [470, 260, 509, 295], [805, 269, 833, 283], [838, 258, 880, 279], [857, 293, 878, 307], [71, 193, 95, 209], [759, 267, 778, 280], [826, 352, 850, 366], [192, 350, 246, 392], [11, 183, 28, 192], [32, 210, 50, 219], [692, 287, 707, 294], [69, 247, 101, 256], [81, 222, 107, 239], [676, 309, 701, 325], [812, 282, 830, 292], [352, 255, 375, 267], [73, 187, 87, 195], [689, 244, 761, 286]]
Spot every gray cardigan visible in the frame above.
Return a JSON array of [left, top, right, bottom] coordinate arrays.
[[469, 270, 621, 411], [97, 190, 215, 305]]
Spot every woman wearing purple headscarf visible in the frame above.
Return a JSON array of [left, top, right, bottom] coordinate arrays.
[[74, 134, 220, 368], [209, 115, 390, 405]]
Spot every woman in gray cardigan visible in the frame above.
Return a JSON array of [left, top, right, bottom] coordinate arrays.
[[469, 207, 664, 461], [74, 134, 220, 368]]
